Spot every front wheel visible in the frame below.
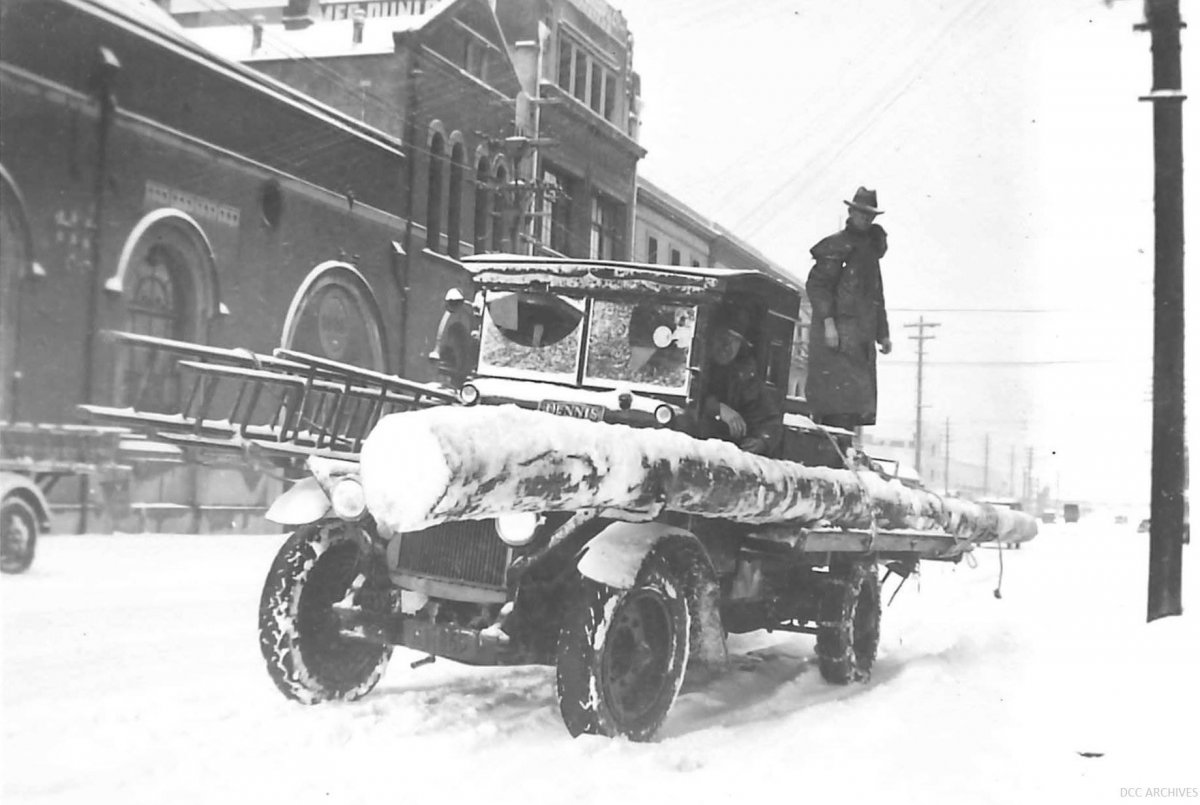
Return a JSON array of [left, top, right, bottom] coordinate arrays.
[[815, 561, 881, 684], [1, 496, 39, 574], [555, 552, 690, 741], [258, 522, 392, 704]]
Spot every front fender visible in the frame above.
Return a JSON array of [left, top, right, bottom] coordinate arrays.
[[577, 521, 728, 670], [266, 476, 331, 525], [0, 471, 51, 529], [577, 521, 694, 589]]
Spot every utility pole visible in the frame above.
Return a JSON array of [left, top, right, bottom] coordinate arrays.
[[1009, 446, 1016, 498], [943, 418, 951, 495], [903, 317, 940, 477], [1137, 0, 1186, 622], [983, 434, 990, 495], [1025, 446, 1034, 507]]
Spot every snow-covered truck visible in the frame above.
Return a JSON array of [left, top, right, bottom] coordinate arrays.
[[82, 256, 1037, 741]]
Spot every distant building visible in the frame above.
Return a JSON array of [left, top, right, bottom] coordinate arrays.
[[181, 0, 644, 262]]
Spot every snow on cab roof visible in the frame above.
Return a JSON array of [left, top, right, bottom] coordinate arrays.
[[461, 254, 805, 294]]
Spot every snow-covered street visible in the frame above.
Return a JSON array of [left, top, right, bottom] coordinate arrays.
[[2, 520, 1195, 805]]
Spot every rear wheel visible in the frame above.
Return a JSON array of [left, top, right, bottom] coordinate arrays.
[[816, 561, 881, 684], [1, 496, 38, 574], [258, 522, 391, 703], [556, 552, 690, 741]]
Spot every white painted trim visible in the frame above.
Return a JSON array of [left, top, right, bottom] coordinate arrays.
[[106, 208, 228, 321], [278, 261, 389, 370]]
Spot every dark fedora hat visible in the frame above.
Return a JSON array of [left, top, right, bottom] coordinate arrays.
[[844, 186, 884, 215]]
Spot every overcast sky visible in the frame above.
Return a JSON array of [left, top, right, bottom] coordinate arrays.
[[612, 0, 1197, 506]]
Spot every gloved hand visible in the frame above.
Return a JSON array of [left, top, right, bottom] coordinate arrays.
[[824, 318, 839, 350], [878, 337, 892, 355], [718, 402, 746, 439], [738, 436, 767, 454]]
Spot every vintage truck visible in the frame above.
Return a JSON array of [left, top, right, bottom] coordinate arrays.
[[1, 423, 131, 573], [82, 255, 1037, 741]]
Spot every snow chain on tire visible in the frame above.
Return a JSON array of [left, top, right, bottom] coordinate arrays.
[[258, 522, 391, 704], [815, 560, 881, 684], [555, 550, 690, 741]]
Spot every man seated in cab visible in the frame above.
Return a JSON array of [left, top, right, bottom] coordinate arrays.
[[700, 308, 783, 456]]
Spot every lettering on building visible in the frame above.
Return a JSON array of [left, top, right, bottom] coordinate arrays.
[[144, 181, 240, 228], [320, 0, 435, 20], [53, 207, 94, 273]]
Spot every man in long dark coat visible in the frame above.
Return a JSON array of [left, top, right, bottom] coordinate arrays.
[[805, 187, 893, 429]]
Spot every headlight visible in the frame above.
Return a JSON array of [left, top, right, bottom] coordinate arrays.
[[494, 512, 539, 546], [654, 404, 675, 425], [459, 383, 480, 405], [330, 478, 367, 520]]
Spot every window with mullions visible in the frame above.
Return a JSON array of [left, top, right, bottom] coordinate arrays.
[[464, 39, 489, 81], [589, 194, 622, 260], [123, 244, 195, 413], [540, 163, 573, 255], [448, 141, 464, 259], [427, 130, 446, 252], [556, 35, 620, 124], [491, 163, 509, 252], [282, 264, 387, 372], [474, 156, 491, 253]]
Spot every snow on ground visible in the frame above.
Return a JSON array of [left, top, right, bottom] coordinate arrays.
[[2, 518, 1196, 805]]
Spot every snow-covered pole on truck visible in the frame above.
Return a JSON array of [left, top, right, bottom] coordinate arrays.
[[360, 405, 1038, 550]]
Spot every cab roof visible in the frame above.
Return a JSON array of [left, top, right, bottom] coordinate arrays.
[[462, 255, 803, 316]]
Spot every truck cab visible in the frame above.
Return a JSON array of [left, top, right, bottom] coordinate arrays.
[[443, 255, 849, 467]]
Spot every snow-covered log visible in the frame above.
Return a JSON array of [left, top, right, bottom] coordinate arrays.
[[360, 405, 1037, 546]]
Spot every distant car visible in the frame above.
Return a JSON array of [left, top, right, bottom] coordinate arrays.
[[1040, 509, 1057, 524], [1138, 518, 1151, 533], [1114, 514, 1128, 525], [1063, 503, 1080, 523]]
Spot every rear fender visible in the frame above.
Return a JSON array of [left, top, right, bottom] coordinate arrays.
[[266, 476, 330, 525], [577, 521, 728, 670]]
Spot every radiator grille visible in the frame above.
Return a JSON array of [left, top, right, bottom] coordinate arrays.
[[397, 520, 509, 589]]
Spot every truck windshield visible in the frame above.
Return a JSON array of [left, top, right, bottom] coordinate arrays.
[[478, 291, 584, 382], [584, 300, 695, 394]]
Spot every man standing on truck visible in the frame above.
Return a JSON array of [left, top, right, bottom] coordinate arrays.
[[702, 308, 783, 456], [805, 186, 893, 431]]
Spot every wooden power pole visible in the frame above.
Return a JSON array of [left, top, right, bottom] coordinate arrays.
[[1137, 0, 1186, 621], [904, 317, 940, 477]]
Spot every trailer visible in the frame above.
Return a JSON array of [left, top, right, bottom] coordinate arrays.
[[0, 423, 131, 572]]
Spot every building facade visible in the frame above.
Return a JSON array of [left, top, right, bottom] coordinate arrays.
[[184, 0, 645, 264], [2, 0, 473, 531]]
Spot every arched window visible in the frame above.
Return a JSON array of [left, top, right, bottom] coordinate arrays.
[[491, 162, 508, 252], [281, 262, 387, 372], [109, 210, 219, 412], [426, 128, 446, 252], [473, 155, 491, 254], [447, 138, 465, 260]]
